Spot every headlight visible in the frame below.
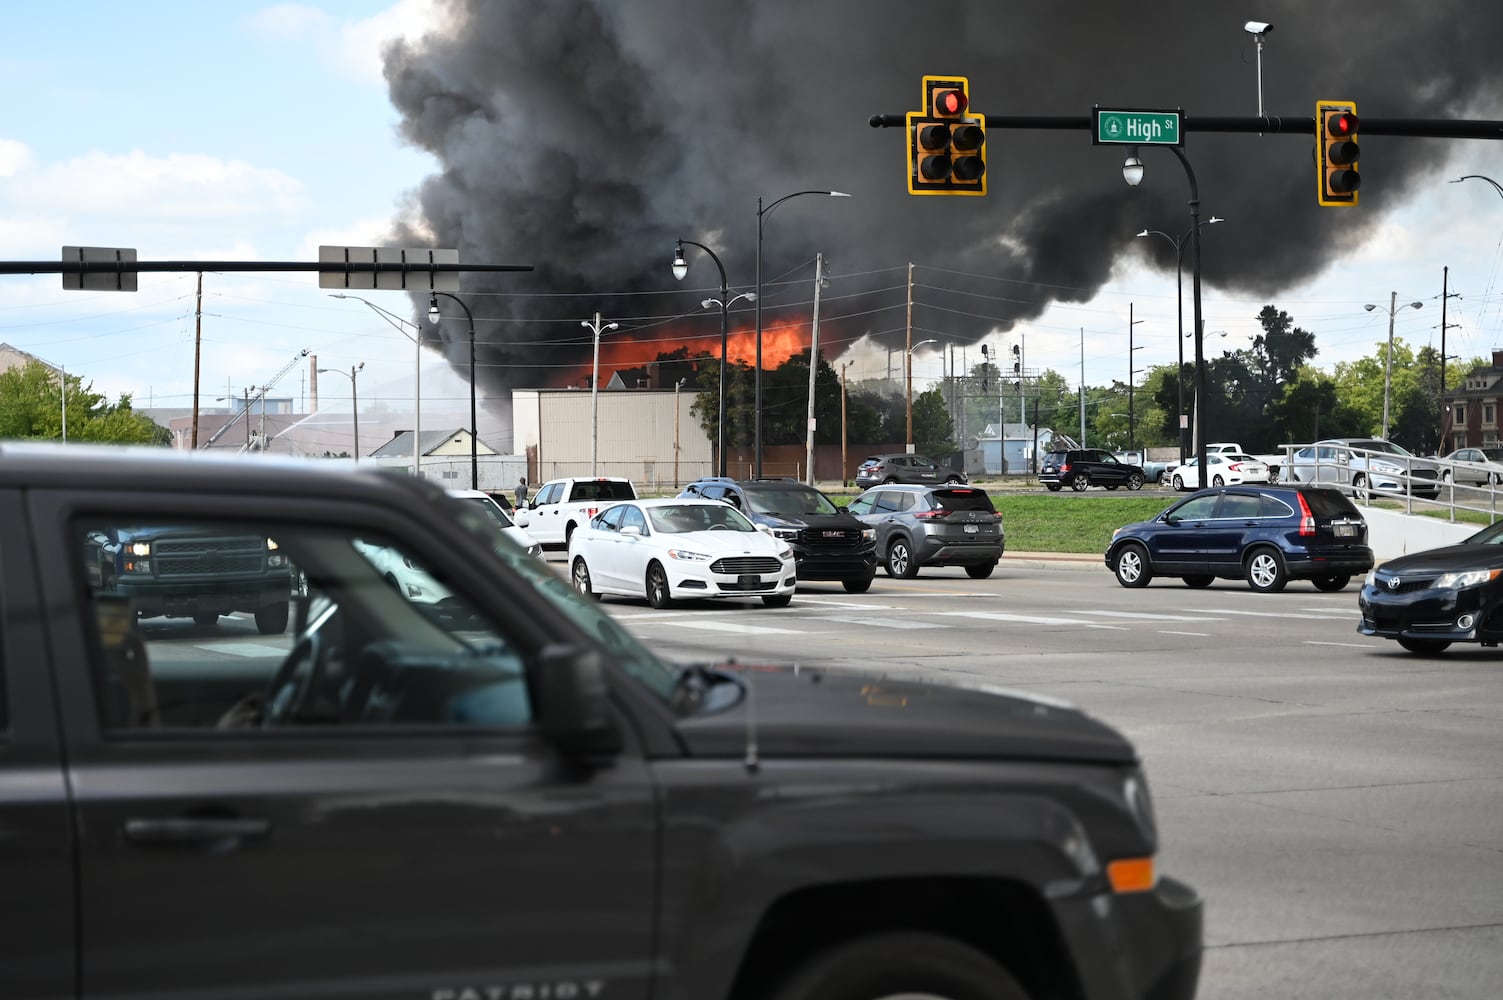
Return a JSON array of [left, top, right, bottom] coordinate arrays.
[[1124, 771, 1157, 840], [771, 527, 800, 540], [1364, 569, 1377, 587], [1434, 568, 1503, 589], [527, 543, 543, 559], [666, 548, 710, 562], [1370, 460, 1402, 475], [128, 542, 152, 557], [861, 528, 876, 542], [777, 546, 795, 561]]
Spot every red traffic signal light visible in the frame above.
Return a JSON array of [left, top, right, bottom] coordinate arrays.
[[1317, 100, 1360, 206], [906, 76, 986, 196], [933, 88, 968, 117]]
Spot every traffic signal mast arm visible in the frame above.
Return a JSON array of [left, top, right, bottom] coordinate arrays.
[[871, 112, 1503, 139]]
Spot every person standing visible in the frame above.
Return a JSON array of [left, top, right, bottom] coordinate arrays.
[[515, 477, 529, 508]]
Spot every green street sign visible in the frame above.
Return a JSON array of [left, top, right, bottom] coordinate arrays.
[[1092, 109, 1182, 146]]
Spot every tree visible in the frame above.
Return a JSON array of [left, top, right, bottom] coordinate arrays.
[[0, 362, 168, 445], [910, 388, 955, 456]]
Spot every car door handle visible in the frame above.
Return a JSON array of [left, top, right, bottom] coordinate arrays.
[[124, 817, 272, 848]]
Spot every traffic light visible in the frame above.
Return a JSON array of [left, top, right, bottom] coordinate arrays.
[[1317, 100, 1360, 207], [906, 75, 986, 196]]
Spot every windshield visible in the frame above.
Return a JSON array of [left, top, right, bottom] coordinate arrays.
[[462, 495, 515, 529], [649, 503, 755, 533], [1353, 440, 1412, 456], [742, 485, 839, 517]]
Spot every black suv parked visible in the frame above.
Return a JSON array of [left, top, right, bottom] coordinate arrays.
[[848, 484, 1004, 578], [680, 477, 879, 592], [1106, 484, 1374, 593], [1040, 449, 1147, 492]]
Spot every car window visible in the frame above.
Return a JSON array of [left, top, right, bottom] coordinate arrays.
[[847, 494, 876, 515], [1300, 489, 1361, 518], [1216, 493, 1262, 519], [1260, 494, 1296, 518], [596, 505, 625, 531], [872, 491, 904, 514], [536, 482, 561, 505], [619, 505, 648, 534], [77, 517, 536, 734], [932, 489, 995, 512], [1170, 495, 1219, 520], [744, 486, 837, 517], [461, 495, 515, 529]]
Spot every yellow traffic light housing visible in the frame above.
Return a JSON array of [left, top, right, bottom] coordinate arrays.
[[907, 75, 986, 196], [1317, 100, 1360, 207]]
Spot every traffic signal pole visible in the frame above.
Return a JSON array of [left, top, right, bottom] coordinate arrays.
[[872, 112, 1503, 140]]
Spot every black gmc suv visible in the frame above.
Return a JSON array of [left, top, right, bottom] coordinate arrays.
[[1, 443, 1201, 1000], [679, 477, 879, 593]]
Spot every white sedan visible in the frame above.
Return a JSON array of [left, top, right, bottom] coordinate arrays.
[[446, 488, 545, 560], [568, 498, 797, 609], [1169, 453, 1270, 490]]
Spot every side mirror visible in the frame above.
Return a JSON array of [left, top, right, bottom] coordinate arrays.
[[536, 643, 622, 759], [621, 525, 642, 537]]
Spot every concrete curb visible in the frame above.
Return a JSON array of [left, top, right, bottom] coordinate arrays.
[[1004, 552, 1106, 572]]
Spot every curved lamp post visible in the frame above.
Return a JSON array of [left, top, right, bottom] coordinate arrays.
[[754, 189, 851, 476], [1123, 143, 1209, 478], [1136, 216, 1224, 465], [317, 363, 365, 462], [674, 240, 730, 477], [427, 291, 478, 489], [906, 338, 938, 453], [330, 293, 423, 477]]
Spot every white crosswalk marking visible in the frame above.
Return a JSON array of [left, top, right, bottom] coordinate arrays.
[[196, 642, 287, 658], [1189, 607, 1349, 620], [934, 611, 1095, 625], [652, 620, 811, 635], [819, 616, 942, 629], [1070, 610, 1227, 622]]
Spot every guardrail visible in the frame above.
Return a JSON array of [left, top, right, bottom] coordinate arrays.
[[1279, 441, 1503, 522]]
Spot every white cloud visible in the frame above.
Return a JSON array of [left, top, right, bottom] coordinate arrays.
[[0, 138, 32, 176], [245, 0, 441, 85]]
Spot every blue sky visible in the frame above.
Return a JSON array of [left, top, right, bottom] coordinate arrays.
[[3, 1, 1502, 423]]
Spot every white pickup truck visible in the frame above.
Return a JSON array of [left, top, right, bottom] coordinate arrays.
[[515, 475, 637, 547]]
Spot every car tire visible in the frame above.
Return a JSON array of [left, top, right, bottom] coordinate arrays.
[[571, 558, 600, 601], [564, 522, 577, 547], [1126, 472, 1144, 491], [1442, 470, 1453, 484], [1172, 474, 1185, 491], [1397, 636, 1452, 655], [646, 562, 674, 609], [1046, 485, 1062, 492], [1071, 472, 1090, 491], [886, 538, 919, 579], [1244, 547, 1289, 593], [944, 475, 963, 485], [192, 612, 220, 626], [842, 577, 873, 594], [761, 593, 793, 608], [1352, 473, 1370, 500], [883, 476, 899, 485], [1490, 472, 1500, 486], [1312, 574, 1351, 592], [1112, 543, 1152, 588], [255, 601, 290, 635], [965, 562, 995, 579], [1212, 475, 1225, 486], [1183, 575, 1214, 588], [763, 931, 1028, 1000]]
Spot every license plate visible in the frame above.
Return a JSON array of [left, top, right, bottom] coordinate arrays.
[[738, 574, 762, 585], [964, 524, 979, 533], [1334, 524, 1356, 537]]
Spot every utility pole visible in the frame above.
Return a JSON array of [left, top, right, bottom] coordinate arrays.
[[1438, 266, 1462, 449], [1128, 303, 1144, 456], [191, 272, 203, 448], [841, 360, 852, 486], [904, 262, 915, 452], [805, 254, 826, 486]]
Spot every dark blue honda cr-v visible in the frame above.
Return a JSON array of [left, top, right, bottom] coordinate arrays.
[[1105, 484, 1374, 593]]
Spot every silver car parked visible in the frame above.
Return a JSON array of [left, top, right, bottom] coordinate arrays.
[[846, 484, 1004, 579]]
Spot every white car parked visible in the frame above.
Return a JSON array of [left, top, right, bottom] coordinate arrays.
[[568, 498, 797, 609], [1169, 453, 1270, 490], [446, 488, 544, 560]]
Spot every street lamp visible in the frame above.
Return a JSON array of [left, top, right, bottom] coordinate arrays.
[[427, 291, 479, 489], [1123, 143, 1210, 479], [1137, 216, 1225, 465], [330, 293, 423, 478], [581, 313, 619, 476], [754, 189, 851, 477], [906, 338, 938, 453], [316, 363, 365, 461], [674, 239, 731, 477], [1365, 294, 1424, 440]]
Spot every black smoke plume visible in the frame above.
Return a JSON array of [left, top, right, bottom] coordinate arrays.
[[383, 0, 1503, 393]]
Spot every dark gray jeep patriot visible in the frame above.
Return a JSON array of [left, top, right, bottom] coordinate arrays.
[[0, 442, 1201, 1000]]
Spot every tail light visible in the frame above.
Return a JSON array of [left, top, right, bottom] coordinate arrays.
[[1296, 492, 1316, 536], [1228, 463, 1242, 472], [1059, 461, 1071, 472], [912, 510, 947, 520], [584, 507, 599, 519]]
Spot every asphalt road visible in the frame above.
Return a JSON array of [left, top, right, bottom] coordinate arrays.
[[580, 558, 1503, 1000]]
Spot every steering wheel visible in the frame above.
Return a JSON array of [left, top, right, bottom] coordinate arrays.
[[260, 631, 325, 727], [708, 523, 730, 530]]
